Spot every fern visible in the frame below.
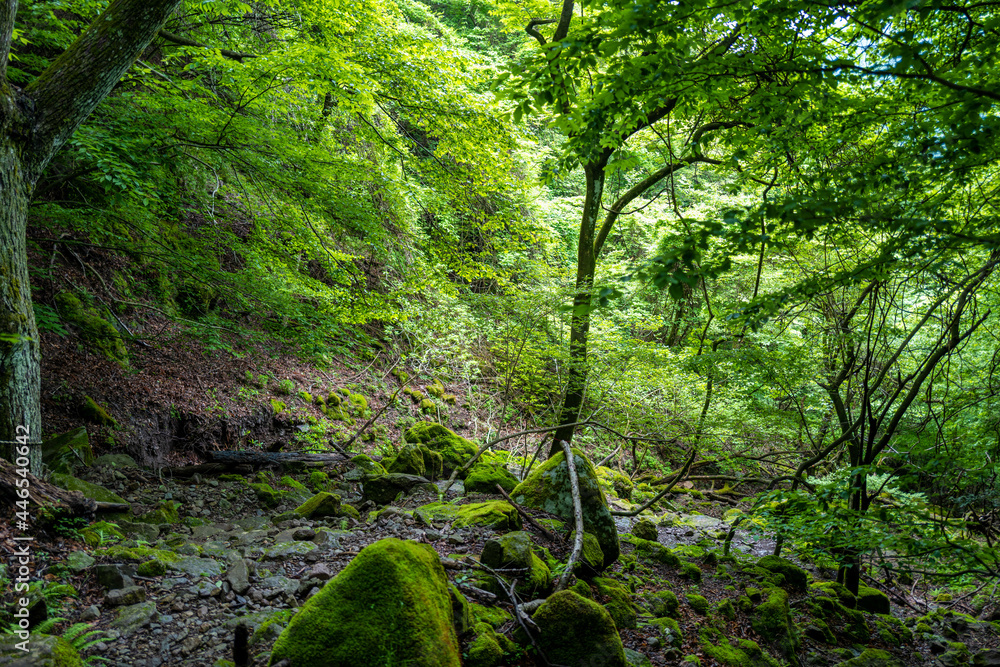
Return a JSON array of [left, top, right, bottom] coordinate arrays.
[[63, 622, 111, 664]]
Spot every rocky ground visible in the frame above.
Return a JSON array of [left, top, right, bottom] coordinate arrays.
[[3, 430, 1000, 667]]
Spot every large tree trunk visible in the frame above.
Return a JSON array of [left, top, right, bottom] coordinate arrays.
[[551, 162, 605, 455], [0, 0, 183, 471], [0, 137, 41, 473]]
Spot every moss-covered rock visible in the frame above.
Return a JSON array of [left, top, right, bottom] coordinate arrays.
[[307, 471, 329, 492], [511, 449, 619, 568], [79, 520, 125, 547], [41, 427, 93, 474], [622, 535, 681, 568], [873, 614, 912, 646], [50, 473, 127, 505], [700, 628, 780, 667], [645, 590, 679, 618], [415, 501, 522, 531], [679, 561, 702, 582], [403, 422, 477, 474], [812, 581, 857, 609], [480, 531, 551, 597], [56, 291, 128, 363], [649, 616, 682, 648], [268, 538, 460, 667], [0, 632, 83, 666], [363, 473, 434, 505], [531, 590, 626, 667], [857, 585, 891, 615], [831, 648, 904, 667], [387, 444, 427, 477], [752, 587, 799, 659], [470, 604, 512, 629], [596, 466, 633, 501], [249, 483, 285, 509], [136, 500, 181, 524], [631, 518, 658, 542], [345, 455, 386, 481], [756, 555, 808, 592], [571, 531, 605, 577], [294, 492, 341, 519], [136, 558, 169, 577], [686, 594, 709, 615], [466, 626, 504, 667], [465, 463, 519, 494], [594, 577, 638, 629]]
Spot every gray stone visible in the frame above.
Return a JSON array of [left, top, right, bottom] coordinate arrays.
[[261, 576, 298, 598], [975, 649, 1000, 667], [93, 453, 139, 469], [304, 563, 333, 581], [168, 556, 223, 579], [96, 563, 135, 590], [226, 556, 250, 595], [104, 586, 147, 607], [66, 550, 95, 573], [257, 541, 316, 559], [117, 521, 160, 542], [0, 633, 81, 665], [78, 605, 101, 622], [110, 601, 157, 638]]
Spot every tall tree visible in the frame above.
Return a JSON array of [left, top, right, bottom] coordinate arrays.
[[0, 0, 182, 471]]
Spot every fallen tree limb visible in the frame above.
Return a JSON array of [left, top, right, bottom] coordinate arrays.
[[554, 441, 584, 592], [0, 458, 96, 518], [495, 484, 560, 543], [610, 449, 697, 517], [207, 451, 348, 466]]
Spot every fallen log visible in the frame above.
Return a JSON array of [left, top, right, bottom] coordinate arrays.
[[208, 450, 349, 466], [0, 458, 96, 518]]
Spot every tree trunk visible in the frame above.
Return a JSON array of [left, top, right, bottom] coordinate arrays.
[[551, 162, 605, 455], [0, 138, 41, 474]]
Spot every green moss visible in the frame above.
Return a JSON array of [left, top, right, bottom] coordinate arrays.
[[415, 501, 522, 530], [294, 492, 341, 518], [392, 369, 410, 384], [752, 587, 800, 658], [250, 609, 297, 647], [857, 585, 891, 614], [443, 393, 457, 404], [593, 577, 637, 629], [97, 545, 181, 563], [631, 518, 658, 541], [686, 594, 709, 615], [680, 561, 702, 582], [419, 398, 436, 413], [831, 648, 904, 667], [596, 466, 634, 501], [531, 590, 626, 667], [348, 455, 386, 479], [466, 627, 504, 667], [81, 396, 118, 427], [270, 399, 286, 414], [470, 604, 512, 629], [249, 483, 285, 509], [465, 463, 519, 494], [137, 500, 181, 524], [811, 581, 857, 609], [699, 628, 780, 667], [268, 538, 460, 667], [327, 392, 342, 406], [51, 473, 127, 505], [512, 449, 619, 567], [403, 422, 477, 474], [56, 292, 128, 363], [387, 444, 442, 479], [649, 616, 682, 647], [756, 555, 808, 592], [873, 614, 912, 646], [41, 427, 93, 474], [623, 535, 681, 568], [297, 390, 313, 403], [480, 532, 551, 597], [571, 531, 605, 577], [715, 599, 736, 621], [137, 558, 169, 576], [307, 471, 329, 492], [409, 389, 425, 403], [646, 590, 679, 618], [803, 618, 837, 644]]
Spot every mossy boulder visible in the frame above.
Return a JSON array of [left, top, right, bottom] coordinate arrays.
[[41, 427, 93, 474], [403, 422, 477, 474], [136, 500, 181, 524], [344, 455, 386, 481], [751, 587, 799, 659], [269, 538, 460, 667], [79, 520, 124, 547], [831, 648, 904, 667], [622, 535, 681, 568], [465, 463, 519, 494], [249, 483, 285, 509], [812, 581, 857, 609], [649, 616, 682, 648], [700, 628, 780, 667], [55, 291, 128, 363], [511, 449, 619, 567], [531, 590, 626, 667], [388, 444, 443, 481], [571, 531, 605, 577], [415, 501, 522, 531], [857, 585, 891, 615], [645, 590, 679, 618], [0, 632, 83, 666], [632, 518, 658, 542], [686, 594, 709, 615], [756, 555, 808, 592], [596, 466, 633, 501], [363, 474, 435, 505], [593, 577, 638, 629], [294, 492, 341, 519], [50, 473, 126, 505], [480, 531, 551, 597]]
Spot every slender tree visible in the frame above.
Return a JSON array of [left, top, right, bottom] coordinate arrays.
[[0, 0, 183, 471]]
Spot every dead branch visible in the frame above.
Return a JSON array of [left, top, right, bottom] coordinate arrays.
[[0, 458, 95, 518], [495, 484, 561, 543], [611, 449, 697, 517], [554, 441, 584, 592]]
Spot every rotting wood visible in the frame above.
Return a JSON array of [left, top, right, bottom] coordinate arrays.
[[0, 458, 96, 517]]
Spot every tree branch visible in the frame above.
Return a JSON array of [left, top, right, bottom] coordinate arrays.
[[525, 18, 556, 46], [24, 0, 184, 180], [158, 29, 258, 62], [551, 0, 574, 42], [554, 441, 584, 591]]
